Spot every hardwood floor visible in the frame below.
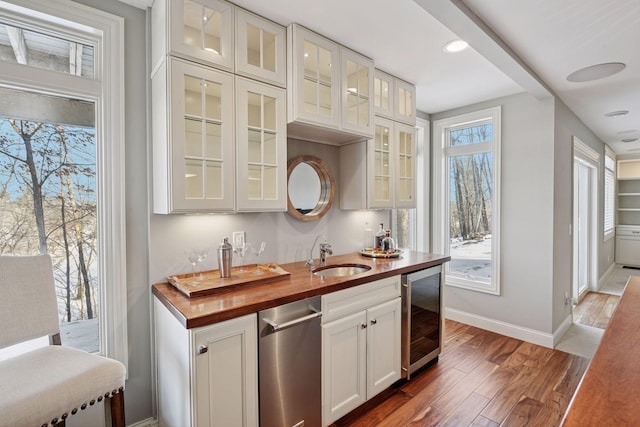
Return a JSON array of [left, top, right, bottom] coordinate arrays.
[[573, 292, 620, 329], [331, 320, 589, 427]]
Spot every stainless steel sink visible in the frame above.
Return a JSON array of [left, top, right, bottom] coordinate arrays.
[[312, 263, 371, 277]]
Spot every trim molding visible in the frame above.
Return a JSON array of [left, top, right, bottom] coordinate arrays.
[[597, 262, 616, 291], [445, 307, 555, 348], [552, 315, 573, 347]]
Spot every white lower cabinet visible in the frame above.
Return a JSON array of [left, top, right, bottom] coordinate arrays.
[[321, 276, 401, 425], [155, 298, 258, 427]]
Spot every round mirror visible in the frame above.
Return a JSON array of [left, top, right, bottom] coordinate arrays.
[[287, 155, 335, 221]]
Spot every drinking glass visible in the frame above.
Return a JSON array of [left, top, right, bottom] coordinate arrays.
[[252, 242, 267, 273], [185, 249, 200, 285], [197, 248, 209, 279], [233, 242, 250, 272]]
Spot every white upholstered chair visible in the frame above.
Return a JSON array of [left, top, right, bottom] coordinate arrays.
[[0, 254, 126, 427]]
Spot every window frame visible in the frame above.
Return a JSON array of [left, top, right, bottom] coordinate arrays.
[[603, 145, 615, 241], [433, 106, 501, 295], [0, 0, 127, 368]]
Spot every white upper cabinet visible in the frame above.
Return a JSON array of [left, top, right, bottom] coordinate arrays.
[[340, 117, 416, 210], [374, 69, 416, 125], [235, 8, 287, 88], [153, 58, 235, 214], [341, 48, 374, 136], [235, 77, 287, 211], [373, 69, 394, 119], [287, 24, 341, 130], [287, 23, 374, 145], [153, 0, 235, 71], [394, 78, 416, 125]]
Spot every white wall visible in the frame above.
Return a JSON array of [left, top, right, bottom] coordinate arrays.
[[433, 92, 557, 338], [552, 99, 614, 332], [149, 140, 389, 284], [72, 0, 152, 424]]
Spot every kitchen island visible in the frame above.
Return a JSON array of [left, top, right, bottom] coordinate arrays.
[[561, 276, 640, 426]]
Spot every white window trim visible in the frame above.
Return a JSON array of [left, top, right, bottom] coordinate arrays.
[[0, 0, 127, 369], [416, 117, 430, 252], [433, 106, 501, 295], [603, 144, 615, 241]]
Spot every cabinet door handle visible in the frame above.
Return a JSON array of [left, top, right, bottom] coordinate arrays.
[[370, 319, 377, 325], [361, 323, 367, 329], [198, 345, 208, 355]]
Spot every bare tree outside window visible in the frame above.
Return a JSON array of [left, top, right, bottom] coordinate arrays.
[[448, 124, 493, 280], [0, 111, 98, 351]]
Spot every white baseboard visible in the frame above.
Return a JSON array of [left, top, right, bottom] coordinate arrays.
[[552, 315, 573, 347], [445, 307, 555, 348], [596, 262, 616, 291], [128, 418, 158, 427]]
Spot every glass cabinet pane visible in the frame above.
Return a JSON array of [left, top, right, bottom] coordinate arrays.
[[263, 30, 276, 72], [318, 83, 332, 116], [318, 47, 332, 83], [248, 165, 262, 199], [303, 41, 317, 78], [185, 119, 202, 157], [205, 122, 221, 159], [184, 75, 202, 117], [202, 6, 221, 54], [185, 159, 203, 198], [205, 161, 222, 198], [246, 23, 261, 67], [248, 129, 262, 163], [263, 166, 277, 199], [264, 96, 276, 130], [248, 92, 261, 128], [205, 80, 222, 121], [264, 131, 276, 165]]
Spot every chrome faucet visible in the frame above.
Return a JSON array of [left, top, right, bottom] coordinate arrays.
[[306, 235, 332, 269], [319, 242, 333, 266]]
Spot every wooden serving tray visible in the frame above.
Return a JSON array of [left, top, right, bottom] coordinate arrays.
[[167, 264, 290, 298]]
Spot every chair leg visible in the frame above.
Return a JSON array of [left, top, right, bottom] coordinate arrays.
[[106, 390, 125, 427]]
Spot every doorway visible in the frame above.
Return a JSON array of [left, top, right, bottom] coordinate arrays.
[[572, 137, 599, 305]]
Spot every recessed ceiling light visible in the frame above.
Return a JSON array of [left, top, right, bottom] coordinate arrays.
[[605, 110, 629, 117], [622, 138, 639, 143], [567, 62, 626, 82], [443, 39, 469, 53]]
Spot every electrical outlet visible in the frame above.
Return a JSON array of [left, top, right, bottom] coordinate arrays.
[[232, 231, 245, 248]]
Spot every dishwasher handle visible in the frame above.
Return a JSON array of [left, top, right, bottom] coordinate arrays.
[[263, 310, 322, 332]]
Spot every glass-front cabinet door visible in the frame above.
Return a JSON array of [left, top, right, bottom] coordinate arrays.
[[395, 122, 416, 207], [373, 69, 394, 119], [236, 77, 286, 211], [169, 0, 234, 71], [169, 58, 235, 212], [367, 117, 394, 209], [287, 24, 340, 129], [235, 8, 286, 88], [341, 48, 374, 137], [394, 78, 416, 125]]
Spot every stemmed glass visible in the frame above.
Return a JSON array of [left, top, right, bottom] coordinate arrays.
[[196, 248, 209, 279], [185, 249, 201, 285], [252, 242, 266, 274], [233, 242, 251, 273]]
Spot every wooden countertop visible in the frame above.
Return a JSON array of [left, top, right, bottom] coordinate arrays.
[[561, 276, 640, 426], [152, 251, 449, 329]]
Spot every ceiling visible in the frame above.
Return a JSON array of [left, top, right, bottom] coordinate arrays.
[[229, 0, 640, 154], [124, 0, 639, 153]]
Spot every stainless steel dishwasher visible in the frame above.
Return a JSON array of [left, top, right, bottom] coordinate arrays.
[[258, 296, 322, 427]]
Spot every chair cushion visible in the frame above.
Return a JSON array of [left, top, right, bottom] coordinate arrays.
[[0, 345, 126, 427]]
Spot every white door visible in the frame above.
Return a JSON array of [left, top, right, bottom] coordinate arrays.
[[573, 157, 596, 302]]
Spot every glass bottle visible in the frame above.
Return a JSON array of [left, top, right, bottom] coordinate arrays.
[[382, 229, 396, 252], [375, 223, 386, 249]]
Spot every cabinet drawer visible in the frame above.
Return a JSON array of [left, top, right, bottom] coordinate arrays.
[[616, 227, 640, 237], [322, 275, 400, 323]]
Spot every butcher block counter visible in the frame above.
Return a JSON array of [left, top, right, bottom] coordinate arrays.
[[152, 250, 449, 329], [561, 276, 640, 426]]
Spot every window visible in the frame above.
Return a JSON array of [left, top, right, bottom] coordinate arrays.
[[433, 107, 501, 294], [0, 0, 126, 366], [604, 145, 615, 240]]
